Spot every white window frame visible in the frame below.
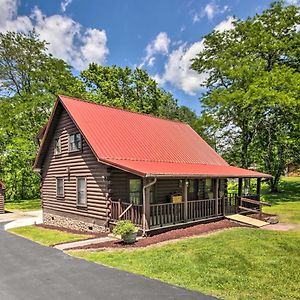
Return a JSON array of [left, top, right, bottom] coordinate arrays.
[[54, 137, 61, 155], [69, 132, 82, 152], [76, 177, 87, 206], [56, 177, 64, 197]]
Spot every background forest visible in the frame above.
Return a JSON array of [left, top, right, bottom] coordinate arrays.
[[0, 1, 299, 201]]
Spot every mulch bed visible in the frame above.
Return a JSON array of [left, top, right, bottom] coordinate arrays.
[[71, 219, 245, 250], [249, 212, 277, 221], [35, 224, 108, 237]]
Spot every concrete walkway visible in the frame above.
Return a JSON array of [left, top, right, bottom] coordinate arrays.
[[0, 210, 42, 230], [0, 228, 217, 300], [54, 236, 116, 250]]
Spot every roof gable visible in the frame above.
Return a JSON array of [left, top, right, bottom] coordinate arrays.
[[34, 96, 270, 178], [58, 95, 228, 166]]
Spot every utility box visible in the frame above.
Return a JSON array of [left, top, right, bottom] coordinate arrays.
[[0, 181, 5, 214]]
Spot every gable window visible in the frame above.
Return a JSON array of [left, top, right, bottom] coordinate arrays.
[[56, 178, 64, 197], [69, 132, 82, 152], [77, 177, 87, 206], [54, 137, 61, 155], [129, 179, 141, 204]]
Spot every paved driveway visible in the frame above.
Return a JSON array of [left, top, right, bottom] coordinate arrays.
[[0, 228, 217, 300]]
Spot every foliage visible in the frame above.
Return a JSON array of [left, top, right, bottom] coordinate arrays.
[[5, 199, 41, 211], [81, 64, 201, 131], [0, 31, 84, 200], [191, 1, 300, 191], [112, 220, 137, 236], [71, 228, 300, 300], [9, 225, 92, 246]]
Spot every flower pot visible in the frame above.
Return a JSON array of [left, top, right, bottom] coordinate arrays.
[[122, 231, 137, 244]]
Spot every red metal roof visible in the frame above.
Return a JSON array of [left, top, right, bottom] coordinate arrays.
[[35, 95, 271, 178]]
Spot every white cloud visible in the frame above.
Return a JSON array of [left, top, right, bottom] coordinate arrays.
[[285, 0, 300, 5], [214, 16, 235, 32], [61, 0, 72, 12], [140, 32, 170, 67], [0, 0, 109, 70], [155, 17, 235, 95], [193, 2, 229, 22]]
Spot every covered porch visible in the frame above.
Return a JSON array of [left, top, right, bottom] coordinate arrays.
[[109, 177, 264, 233]]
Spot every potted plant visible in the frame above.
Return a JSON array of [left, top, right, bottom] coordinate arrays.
[[112, 220, 138, 244]]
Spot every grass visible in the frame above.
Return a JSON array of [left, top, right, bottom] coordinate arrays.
[[5, 199, 41, 211], [70, 176, 300, 299], [9, 225, 93, 246], [70, 228, 300, 300], [262, 177, 300, 224]]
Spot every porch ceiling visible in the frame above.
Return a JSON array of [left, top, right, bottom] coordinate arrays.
[[104, 159, 272, 178]]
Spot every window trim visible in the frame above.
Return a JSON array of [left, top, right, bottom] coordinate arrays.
[[54, 137, 62, 155], [69, 132, 82, 153], [56, 177, 64, 198], [76, 177, 87, 207]]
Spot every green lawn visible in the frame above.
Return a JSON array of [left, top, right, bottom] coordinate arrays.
[[262, 177, 300, 224], [5, 199, 41, 211], [9, 226, 93, 246], [70, 228, 300, 300]]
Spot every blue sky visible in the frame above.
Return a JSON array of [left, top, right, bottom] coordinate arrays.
[[1, 0, 282, 113]]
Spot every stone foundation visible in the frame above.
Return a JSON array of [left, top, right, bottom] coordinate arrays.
[[43, 213, 109, 233]]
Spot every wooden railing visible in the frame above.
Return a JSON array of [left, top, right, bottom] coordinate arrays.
[[111, 194, 263, 229], [150, 202, 184, 227], [111, 201, 143, 226]]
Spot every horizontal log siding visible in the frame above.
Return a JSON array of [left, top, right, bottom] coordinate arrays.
[[109, 168, 141, 202], [41, 109, 109, 224], [155, 179, 181, 203], [0, 188, 4, 214]]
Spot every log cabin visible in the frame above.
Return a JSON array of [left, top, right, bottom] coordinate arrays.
[[34, 95, 271, 234]]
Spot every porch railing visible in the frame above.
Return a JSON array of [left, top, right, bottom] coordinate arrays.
[[111, 193, 261, 229], [150, 202, 184, 227], [111, 200, 143, 226]]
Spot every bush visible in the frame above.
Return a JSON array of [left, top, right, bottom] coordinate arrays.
[[112, 220, 137, 236]]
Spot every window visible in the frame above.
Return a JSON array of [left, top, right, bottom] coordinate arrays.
[[189, 180, 195, 193], [77, 177, 87, 206], [205, 178, 213, 199], [129, 179, 141, 204], [54, 137, 61, 155], [69, 133, 82, 152], [56, 178, 64, 197]]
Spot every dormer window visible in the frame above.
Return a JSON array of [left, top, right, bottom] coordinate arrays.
[[54, 137, 61, 155], [69, 132, 82, 152]]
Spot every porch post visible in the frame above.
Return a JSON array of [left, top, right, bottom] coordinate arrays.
[[183, 179, 188, 222], [256, 178, 261, 201], [237, 178, 243, 213], [214, 179, 219, 216], [144, 180, 151, 230]]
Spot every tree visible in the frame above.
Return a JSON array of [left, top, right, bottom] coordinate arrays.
[[191, 1, 300, 191], [80, 63, 201, 130], [0, 31, 83, 200]]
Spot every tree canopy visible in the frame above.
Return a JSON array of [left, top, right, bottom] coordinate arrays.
[[192, 1, 300, 191]]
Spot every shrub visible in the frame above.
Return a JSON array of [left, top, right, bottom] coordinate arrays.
[[112, 220, 137, 236]]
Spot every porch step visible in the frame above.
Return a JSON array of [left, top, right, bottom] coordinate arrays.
[[226, 214, 268, 227]]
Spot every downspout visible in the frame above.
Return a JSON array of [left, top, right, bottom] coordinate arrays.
[[142, 177, 157, 236]]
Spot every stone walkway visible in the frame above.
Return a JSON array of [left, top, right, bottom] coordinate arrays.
[[54, 236, 117, 250], [263, 223, 297, 231]]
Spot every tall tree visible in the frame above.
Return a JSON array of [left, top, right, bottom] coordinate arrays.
[[0, 31, 83, 200], [191, 1, 300, 191]]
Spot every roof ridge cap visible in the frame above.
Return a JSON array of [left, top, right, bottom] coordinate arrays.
[[58, 95, 190, 126]]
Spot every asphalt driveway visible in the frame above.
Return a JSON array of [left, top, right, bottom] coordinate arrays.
[[0, 227, 217, 300]]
